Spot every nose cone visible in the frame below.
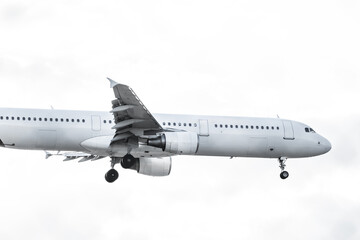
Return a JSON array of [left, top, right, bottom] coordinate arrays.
[[324, 138, 332, 153], [318, 136, 332, 155]]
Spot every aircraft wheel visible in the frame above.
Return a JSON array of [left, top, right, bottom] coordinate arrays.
[[105, 169, 119, 183], [121, 154, 136, 169], [280, 171, 289, 180]]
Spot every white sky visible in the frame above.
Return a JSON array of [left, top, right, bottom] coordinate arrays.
[[0, 0, 359, 239]]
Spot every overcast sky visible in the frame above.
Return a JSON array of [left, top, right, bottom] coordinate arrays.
[[0, 0, 359, 239]]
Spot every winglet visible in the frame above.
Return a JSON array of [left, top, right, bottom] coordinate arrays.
[[107, 77, 119, 88]]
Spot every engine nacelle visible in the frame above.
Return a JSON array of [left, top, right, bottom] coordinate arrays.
[[147, 132, 199, 155], [137, 157, 172, 177]]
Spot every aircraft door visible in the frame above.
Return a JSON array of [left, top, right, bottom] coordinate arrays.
[[282, 120, 295, 140], [91, 115, 101, 131], [199, 119, 209, 136]]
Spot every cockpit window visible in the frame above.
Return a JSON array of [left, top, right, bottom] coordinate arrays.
[[305, 127, 316, 133]]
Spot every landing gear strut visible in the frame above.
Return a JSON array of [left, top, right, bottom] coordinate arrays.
[[278, 157, 289, 180]]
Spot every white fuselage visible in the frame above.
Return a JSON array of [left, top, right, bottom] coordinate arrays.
[[0, 108, 331, 159]]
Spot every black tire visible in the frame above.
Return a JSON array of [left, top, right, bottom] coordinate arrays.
[[121, 154, 136, 169], [280, 171, 289, 180], [105, 169, 119, 183]]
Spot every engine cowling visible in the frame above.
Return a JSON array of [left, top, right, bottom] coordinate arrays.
[[137, 157, 172, 177], [147, 132, 199, 155]]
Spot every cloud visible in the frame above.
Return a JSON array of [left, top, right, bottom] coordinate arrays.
[[1, 3, 28, 22]]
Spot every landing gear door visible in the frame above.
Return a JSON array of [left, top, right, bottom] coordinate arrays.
[[199, 119, 209, 136], [282, 120, 295, 140]]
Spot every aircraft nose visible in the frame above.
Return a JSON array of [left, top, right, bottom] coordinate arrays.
[[324, 138, 332, 153], [320, 137, 332, 154]]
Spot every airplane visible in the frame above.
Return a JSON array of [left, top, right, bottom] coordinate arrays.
[[0, 78, 332, 182]]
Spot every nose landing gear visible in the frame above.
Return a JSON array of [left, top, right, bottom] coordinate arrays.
[[278, 157, 289, 180]]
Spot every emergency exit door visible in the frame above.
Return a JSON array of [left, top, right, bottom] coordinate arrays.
[[199, 119, 209, 136], [91, 115, 101, 131]]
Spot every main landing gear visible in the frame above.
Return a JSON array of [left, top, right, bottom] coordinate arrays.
[[105, 154, 137, 183], [278, 157, 289, 180], [105, 169, 119, 183]]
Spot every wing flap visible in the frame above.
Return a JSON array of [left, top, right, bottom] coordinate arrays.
[[112, 119, 146, 129], [111, 105, 135, 113]]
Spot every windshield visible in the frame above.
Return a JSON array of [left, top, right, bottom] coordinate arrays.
[[305, 127, 316, 133]]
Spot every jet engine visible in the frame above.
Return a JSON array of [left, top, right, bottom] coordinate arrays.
[[147, 132, 199, 155], [137, 157, 172, 177]]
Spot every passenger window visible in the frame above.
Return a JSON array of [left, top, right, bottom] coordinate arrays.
[[246, 125, 248, 129], [277, 127, 280, 130], [82, 119, 85, 123], [71, 119, 74, 122], [33, 117, 37, 121], [251, 126, 254, 129], [184, 123, 187, 127], [6, 117, 9, 120], [162, 122, 165, 126], [178, 123, 181, 126], [0, 116, 2, 120], [256, 126, 259, 129], [235, 125, 238, 128], [225, 125, 228, 128], [220, 124, 223, 128], [28, 117, 31, 121], [230, 125, 233, 128], [66, 119, 69, 122], [50, 118, 53, 122], [61, 119, 64, 122], [189, 123, 192, 127], [266, 126, 269, 130], [77, 119, 80, 123], [104, 120, 107, 124], [261, 126, 264, 129], [39, 118, 42, 121], [44, 118, 48, 121], [168, 122, 171, 126], [11, 117, 15, 120], [215, 124, 218, 128]]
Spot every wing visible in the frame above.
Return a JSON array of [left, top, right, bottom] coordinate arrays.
[[108, 78, 163, 144]]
